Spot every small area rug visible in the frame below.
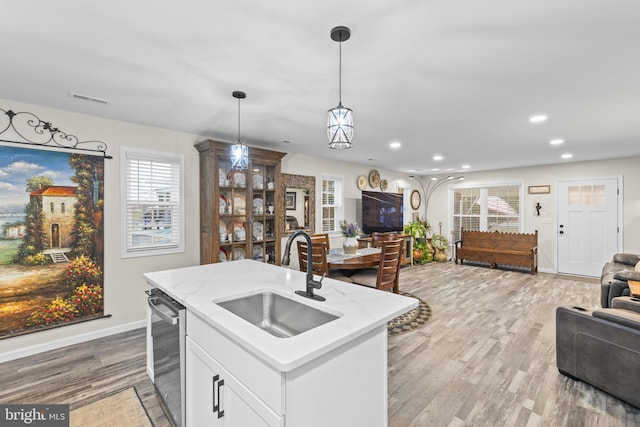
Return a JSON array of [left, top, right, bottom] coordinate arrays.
[[70, 387, 152, 427], [387, 291, 432, 336]]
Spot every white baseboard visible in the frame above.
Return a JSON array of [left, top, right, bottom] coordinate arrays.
[[0, 320, 145, 364]]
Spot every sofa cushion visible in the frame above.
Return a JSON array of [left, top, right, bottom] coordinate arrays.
[[613, 253, 640, 266], [593, 308, 640, 331], [601, 261, 634, 284]]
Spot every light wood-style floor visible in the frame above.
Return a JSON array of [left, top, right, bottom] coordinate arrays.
[[2, 262, 640, 426]]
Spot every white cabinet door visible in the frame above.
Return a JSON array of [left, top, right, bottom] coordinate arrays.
[[186, 337, 282, 427]]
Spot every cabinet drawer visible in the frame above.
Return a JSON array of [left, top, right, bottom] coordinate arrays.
[[187, 311, 284, 414]]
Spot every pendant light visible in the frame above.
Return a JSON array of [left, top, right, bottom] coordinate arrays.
[[230, 90, 249, 170], [327, 26, 353, 149]]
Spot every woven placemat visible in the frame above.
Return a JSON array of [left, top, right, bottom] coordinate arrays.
[[388, 291, 432, 336]]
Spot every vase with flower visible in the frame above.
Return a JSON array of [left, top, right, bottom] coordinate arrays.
[[340, 220, 361, 255]]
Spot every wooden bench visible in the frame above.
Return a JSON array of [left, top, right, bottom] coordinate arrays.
[[455, 228, 538, 274]]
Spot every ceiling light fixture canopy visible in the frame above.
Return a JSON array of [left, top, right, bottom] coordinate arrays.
[[230, 90, 249, 170], [327, 25, 353, 149]]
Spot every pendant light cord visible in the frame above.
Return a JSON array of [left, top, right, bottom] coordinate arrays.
[[237, 96, 241, 143], [338, 39, 342, 104]]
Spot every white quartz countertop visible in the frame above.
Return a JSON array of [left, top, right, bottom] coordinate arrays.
[[144, 260, 417, 372]]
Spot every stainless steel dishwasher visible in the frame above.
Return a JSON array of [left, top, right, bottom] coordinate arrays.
[[147, 288, 186, 427]]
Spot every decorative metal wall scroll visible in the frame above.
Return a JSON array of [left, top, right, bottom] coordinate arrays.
[[0, 108, 111, 158]]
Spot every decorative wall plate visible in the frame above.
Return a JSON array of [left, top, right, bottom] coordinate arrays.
[[411, 189, 421, 210], [368, 169, 380, 188], [357, 175, 367, 190], [380, 179, 388, 192]]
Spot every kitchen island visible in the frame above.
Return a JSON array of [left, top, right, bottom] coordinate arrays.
[[144, 259, 417, 427]]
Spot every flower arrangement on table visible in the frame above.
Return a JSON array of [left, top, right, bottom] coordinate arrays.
[[340, 220, 362, 237], [340, 220, 362, 254]]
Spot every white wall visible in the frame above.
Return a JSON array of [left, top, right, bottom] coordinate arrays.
[[0, 99, 201, 359], [417, 157, 640, 272]]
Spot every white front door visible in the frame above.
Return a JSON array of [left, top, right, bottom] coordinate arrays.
[[557, 178, 619, 277]]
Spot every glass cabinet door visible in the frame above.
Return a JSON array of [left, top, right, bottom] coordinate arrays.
[[218, 159, 248, 262], [250, 163, 277, 264]]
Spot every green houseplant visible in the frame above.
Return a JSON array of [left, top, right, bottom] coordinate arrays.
[[403, 218, 430, 240]]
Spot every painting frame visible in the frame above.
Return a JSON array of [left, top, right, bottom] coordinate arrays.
[[0, 143, 105, 340], [285, 192, 296, 210]]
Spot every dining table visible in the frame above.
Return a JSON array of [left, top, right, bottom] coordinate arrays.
[[326, 247, 382, 270]]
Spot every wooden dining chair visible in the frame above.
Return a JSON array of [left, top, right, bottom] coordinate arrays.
[[350, 239, 402, 293], [311, 233, 331, 251], [297, 241, 353, 283]]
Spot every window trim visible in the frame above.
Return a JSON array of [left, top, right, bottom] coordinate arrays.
[[448, 180, 525, 240], [321, 174, 344, 236], [120, 146, 185, 258]]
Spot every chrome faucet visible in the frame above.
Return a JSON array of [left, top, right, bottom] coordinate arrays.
[[282, 230, 326, 301]]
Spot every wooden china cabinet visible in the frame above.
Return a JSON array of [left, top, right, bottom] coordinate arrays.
[[195, 139, 286, 265]]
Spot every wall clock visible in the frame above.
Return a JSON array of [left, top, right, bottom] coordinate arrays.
[[410, 190, 421, 210], [380, 179, 388, 192], [368, 169, 380, 188], [357, 175, 367, 190]]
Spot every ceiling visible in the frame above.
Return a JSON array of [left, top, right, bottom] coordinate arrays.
[[2, 1, 640, 174]]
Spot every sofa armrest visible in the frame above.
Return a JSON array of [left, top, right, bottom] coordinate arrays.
[[613, 253, 640, 266], [593, 308, 640, 331], [556, 306, 640, 408]]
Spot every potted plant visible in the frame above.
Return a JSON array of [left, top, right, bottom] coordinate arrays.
[[403, 218, 431, 242], [412, 241, 433, 264], [340, 220, 362, 255], [430, 234, 449, 262]]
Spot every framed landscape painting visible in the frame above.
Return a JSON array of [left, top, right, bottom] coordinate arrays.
[[0, 144, 105, 339]]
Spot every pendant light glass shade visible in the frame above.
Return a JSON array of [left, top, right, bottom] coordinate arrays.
[[328, 26, 353, 149], [327, 102, 353, 149], [230, 91, 248, 170], [230, 143, 248, 170]]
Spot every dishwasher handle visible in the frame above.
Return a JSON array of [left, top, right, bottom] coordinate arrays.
[[147, 296, 180, 326]]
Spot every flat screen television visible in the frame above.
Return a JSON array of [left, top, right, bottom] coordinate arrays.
[[361, 191, 404, 235]]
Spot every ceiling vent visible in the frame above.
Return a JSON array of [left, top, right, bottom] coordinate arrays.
[[68, 92, 110, 105]]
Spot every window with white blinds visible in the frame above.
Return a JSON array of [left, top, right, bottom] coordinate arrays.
[[120, 147, 184, 257], [451, 184, 522, 243], [321, 174, 344, 233]]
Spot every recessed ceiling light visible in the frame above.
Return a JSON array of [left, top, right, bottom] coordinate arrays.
[[561, 153, 573, 159], [433, 155, 443, 161], [445, 168, 454, 171], [529, 115, 547, 123], [389, 141, 401, 149], [462, 164, 470, 169], [431, 168, 440, 172], [549, 139, 564, 145]]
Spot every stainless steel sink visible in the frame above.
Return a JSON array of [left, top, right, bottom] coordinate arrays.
[[216, 291, 340, 338]]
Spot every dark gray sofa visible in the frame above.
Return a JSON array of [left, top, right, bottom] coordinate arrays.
[[556, 299, 640, 408], [600, 253, 640, 308]]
